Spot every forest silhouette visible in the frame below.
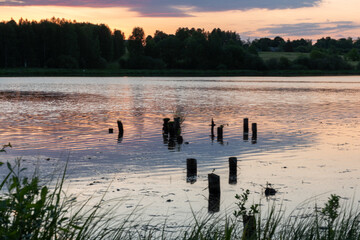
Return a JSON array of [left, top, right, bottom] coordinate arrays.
[[1, 18, 360, 71]]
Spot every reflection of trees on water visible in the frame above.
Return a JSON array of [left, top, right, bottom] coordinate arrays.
[[0, 90, 105, 102]]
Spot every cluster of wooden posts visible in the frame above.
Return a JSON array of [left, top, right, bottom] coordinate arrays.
[[211, 118, 258, 144], [108, 117, 265, 236], [160, 117, 185, 150], [109, 117, 258, 144], [162, 117, 184, 144], [188, 156, 265, 237], [244, 118, 257, 141]]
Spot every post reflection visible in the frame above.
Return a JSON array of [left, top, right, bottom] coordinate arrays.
[[243, 133, 249, 141]]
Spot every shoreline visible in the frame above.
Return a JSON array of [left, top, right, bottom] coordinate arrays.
[[1, 68, 360, 77]]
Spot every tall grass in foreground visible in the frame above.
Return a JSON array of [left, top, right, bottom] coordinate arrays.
[[0, 159, 123, 239], [1, 146, 359, 239], [180, 192, 360, 240]]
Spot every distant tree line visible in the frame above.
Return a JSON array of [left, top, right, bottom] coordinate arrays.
[[0, 18, 125, 69], [1, 18, 360, 71]]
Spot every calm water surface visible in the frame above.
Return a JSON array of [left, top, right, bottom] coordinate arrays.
[[0, 76, 360, 227]]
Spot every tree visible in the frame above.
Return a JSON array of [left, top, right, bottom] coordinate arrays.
[[222, 44, 246, 69], [336, 38, 353, 53], [346, 48, 360, 61], [144, 35, 159, 59], [292, 38, 312, 53], [18, 19, 38, 67], [128, 27, 145, 56], [175, 27, 192, 42], [181, 29, 208, 69], [37, 20, 60, 67], [156, 36, 182, 68], [252, 38, 272, 51], [0, 20, 19, 67], [153, 30, 168, 43], [284, 40, 293, 52], [97, 24, 113, 62], [113, 30, 125, 60], [58, 21, 79, 66], [272, 36, 285, 51], [77, 24, 102, 68], [310, 49, 327, 59]]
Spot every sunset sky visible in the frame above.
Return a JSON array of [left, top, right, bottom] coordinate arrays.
[[1, 0, 360, 40]]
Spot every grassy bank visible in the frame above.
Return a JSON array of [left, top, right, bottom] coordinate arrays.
[[1, 68, 360, 77]]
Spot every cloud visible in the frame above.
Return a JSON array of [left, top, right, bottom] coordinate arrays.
[[0, 0, 24, 3], [245, 21, 360, 37], [0, 0, 321, 17]]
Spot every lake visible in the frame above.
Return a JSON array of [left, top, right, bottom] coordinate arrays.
[[0, 76, 360, 229]]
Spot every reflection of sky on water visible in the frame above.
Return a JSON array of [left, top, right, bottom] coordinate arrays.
[[0, 76, 360, 226], [0, 79, 318, 174]]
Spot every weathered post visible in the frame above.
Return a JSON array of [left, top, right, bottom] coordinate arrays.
[[252, 123, 257, 144], [208, 173, 220, 212], [251, 123, 257, 139], [163, 118, 170, 135], [174, 117, 181, 135], [186, 158, 197, 183], [243, 214, 257, 239], [243, 118, 249, 141], [229, 157, 237, 184], [168, 121, 176, 139], [211, 118, 216, 138], [243, 118, 249, 133], [217, 125, 223, 141], [117, 120, 124, 138], [177, 135, 183, 144], [108, 128, 114, 134], [252, 123, 257, 138]]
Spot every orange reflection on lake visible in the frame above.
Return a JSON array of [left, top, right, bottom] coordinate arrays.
[[0, 76, 360, 226]]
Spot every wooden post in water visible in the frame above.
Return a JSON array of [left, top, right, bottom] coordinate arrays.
[[243, 118, 249, 141], [252, 123, 257, 143], [211, 118, 216, 138], [208, 173, 220, 212], [117, 120, 124, 138], [229, 157, 237, 184], [243, 214, 257, 239], [217, 126, 223, 141], [186, 158, 197, 183], [163, 118, 170, 135], [243, 118, 249, 133], [177, 135, 183, 144], [252, 123, 257, 138], [174, 117, 181, 135], [108, 128, 114, 134], [168, 121, 176, 139]]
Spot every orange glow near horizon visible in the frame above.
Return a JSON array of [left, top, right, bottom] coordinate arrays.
[[0, 0, 360, 40]]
